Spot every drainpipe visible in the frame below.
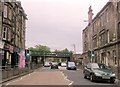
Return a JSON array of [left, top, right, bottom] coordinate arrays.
[[116, 2, 120, 80]]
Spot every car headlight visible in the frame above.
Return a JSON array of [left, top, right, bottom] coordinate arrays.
[[111, 73, 116, 76], [95, 73, 102, 76]]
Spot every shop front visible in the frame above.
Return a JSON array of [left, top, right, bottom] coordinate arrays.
[[3, 43, 12, 69], [0, 40, 4, 69], [12, 47, 20, 68], [2, 42, 19, 69]]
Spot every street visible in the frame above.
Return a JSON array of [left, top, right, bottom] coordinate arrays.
[[1, 66, 119, 87]]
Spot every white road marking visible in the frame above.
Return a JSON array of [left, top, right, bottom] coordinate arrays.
[[20, 77, 22, 80], [4, 83, 10, 87], [4, 78, 20, 87], [4, 70, 37, 86], [69, 81, 73, 85], [60, 71, 74, 85], [61, 72, 65, 76]]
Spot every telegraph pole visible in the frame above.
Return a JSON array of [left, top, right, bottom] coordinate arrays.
[[73, 44, 76, 54]]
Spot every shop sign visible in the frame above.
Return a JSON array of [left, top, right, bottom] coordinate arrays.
[[4, 43, 10, 50]]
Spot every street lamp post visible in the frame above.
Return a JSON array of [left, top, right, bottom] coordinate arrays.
[[43, 51, 46, 65]]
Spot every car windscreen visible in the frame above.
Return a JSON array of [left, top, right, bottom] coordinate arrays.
[[68, 62, 75, 66], [98, 64, 108, 69], [91, 63, 99, 69]]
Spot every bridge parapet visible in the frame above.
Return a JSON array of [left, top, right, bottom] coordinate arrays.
[[30, 51, 72, 58]]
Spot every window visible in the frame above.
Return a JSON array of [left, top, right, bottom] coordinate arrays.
[[113, 50, 117, 65], [101, 16, 104, 27], [106, 10, 109, 23], [84, 43, 87, 52], [118, 1, 120, 13], [103, 32, 106, 45], [93, 37, 97, 48], [118, 23, 120, 39], [8, 7, 12, 20], [93, 24, 95, 33], [106, 30, 110, 43], [7, 28, 11, 42], [99, 36, 101, 46], [2, 27, 7, 40], [4, 5, 7, 18], [11, 32, 14, 44]]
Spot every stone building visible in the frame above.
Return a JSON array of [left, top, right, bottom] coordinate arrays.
[[82, 1, 120, 79], [82, 6, 93, 64], [0, 1, 27, 68], [73, 54, 83, 65]]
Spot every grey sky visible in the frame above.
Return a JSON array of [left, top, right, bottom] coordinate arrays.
[[20, 0, 109, 53]]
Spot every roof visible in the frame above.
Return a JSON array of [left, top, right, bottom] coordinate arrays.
[[83, 1, 111, 31]]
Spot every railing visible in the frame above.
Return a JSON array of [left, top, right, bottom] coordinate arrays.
[[1, 63, 42, 83]]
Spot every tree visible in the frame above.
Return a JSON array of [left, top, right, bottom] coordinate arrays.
[[62, 48, 69, 53], [29, 44, 51, 53], [53, 48, 72, 54]]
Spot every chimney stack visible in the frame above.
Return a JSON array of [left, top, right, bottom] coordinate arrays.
[[88, 6, 93, 24]]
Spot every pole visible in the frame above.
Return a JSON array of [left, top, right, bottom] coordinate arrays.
[[73, 44, 76, 54]]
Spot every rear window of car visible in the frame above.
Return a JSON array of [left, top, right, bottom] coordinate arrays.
[[52, 62, 58, 65], [68, 62, 75, 66], [45, 62, 49, 64]]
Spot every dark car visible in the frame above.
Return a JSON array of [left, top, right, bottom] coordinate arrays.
[[51, 62, 58, 69], [83, 63, 116, 83], [67, 62, 76, 70]]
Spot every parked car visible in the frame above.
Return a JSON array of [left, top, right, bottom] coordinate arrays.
[[61, 62, 67, 67], [51, 62, 58, 69], [83, 63, 116, 83], [44, 62, 50, 67], [66, 62, 76, 70]]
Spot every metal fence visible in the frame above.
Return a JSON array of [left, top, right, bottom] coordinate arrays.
[[1, 63, 42, 83]]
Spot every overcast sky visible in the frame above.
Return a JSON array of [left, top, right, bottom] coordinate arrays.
[[20, 0, 109, 53]]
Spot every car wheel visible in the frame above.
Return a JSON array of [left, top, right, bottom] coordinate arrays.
[[90, 74, 94, 82], [84, 75, 87, 79]]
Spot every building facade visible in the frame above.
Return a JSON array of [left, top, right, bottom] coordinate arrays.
[[82, 1, 120, 79], [0, 1, 27, 68]]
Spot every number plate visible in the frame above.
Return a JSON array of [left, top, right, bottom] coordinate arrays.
[[102, 76, 110, 79]]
